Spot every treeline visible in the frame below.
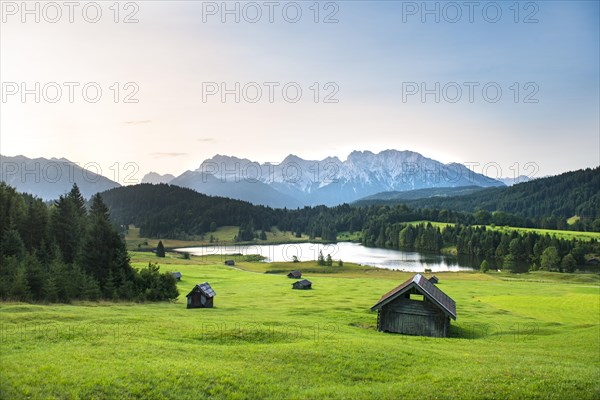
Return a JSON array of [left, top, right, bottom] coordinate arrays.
[[396, 167, 600, 231], [0, 182, 178, 303], [361, 221, 599, 273], [97, 183, 599, 272], [100, 184, 473, 239]]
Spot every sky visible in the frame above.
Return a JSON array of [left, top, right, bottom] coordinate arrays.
[[1, 0, 598, 184]]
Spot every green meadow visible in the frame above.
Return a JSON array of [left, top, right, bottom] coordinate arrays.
[[1, 252, 598, 399], [405, 220, 600, 242]]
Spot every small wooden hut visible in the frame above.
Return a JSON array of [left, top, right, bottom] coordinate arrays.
[[186, 282, 216, 308], [170, 272, 182, 281], [224, 260, 235, 266], [287, 270, 302, 279], [292, 279, 312, 290], [428, 275, 439, 284], [371, 274, 456, 338]]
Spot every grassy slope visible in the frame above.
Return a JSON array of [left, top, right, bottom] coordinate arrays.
[[405, 221, 600, 241], [1, 253, 598, 399]]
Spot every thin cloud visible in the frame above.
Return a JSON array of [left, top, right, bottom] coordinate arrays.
[[198, 137, 215, 142], [124, 120, 151, 125], [151, 152, 188, 158]]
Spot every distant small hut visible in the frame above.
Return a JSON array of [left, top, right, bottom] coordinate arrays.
[[292, 279, 312, 290], [287, 270, 302, 279], [171, 272, 182, 281], [186, 282, 216, 308], [224, 260, 235, 266], [371, 274, 456, 338], [428, 275, 439, 284]]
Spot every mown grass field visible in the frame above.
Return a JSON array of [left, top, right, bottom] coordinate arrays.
[[1, 252, 598, 399]]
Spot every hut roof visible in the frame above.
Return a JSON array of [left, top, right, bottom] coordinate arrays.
[[288, 270, 302, 278], [428, 275, 439, 284], [171, 272, 182, 279], [186, 282, 216, 298], [370, 274, 456, 319], [294, 279, 312, 287]]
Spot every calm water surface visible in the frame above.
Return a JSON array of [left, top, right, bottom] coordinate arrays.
[[176, 242, 477, 272]]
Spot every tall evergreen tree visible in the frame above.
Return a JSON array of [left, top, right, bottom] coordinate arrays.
[[81, 194, 134, 288], [317, 250, 325, 266], [1, 229, 26, 260], [156, 240, 166, 257]]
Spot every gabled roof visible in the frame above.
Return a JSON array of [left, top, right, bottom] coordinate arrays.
[[171, 272, 182, 278], [288, 270, 302, 278], [186, 282, 216, 298], [370, 274, 456, 320], [293, 279, 312, 287]]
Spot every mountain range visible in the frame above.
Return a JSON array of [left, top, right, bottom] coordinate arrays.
[[164, 150, 504, 207], [1, 150, 505, 206], [0, 154, 120, 200]]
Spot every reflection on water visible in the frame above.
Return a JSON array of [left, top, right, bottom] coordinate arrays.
[[176, 242, 477, 272]]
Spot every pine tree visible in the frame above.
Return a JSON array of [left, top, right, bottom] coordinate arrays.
[[21, 199, 49, 252], [326, 253, 333, 266], [1, 229, 26, 260], [24, 253, 46, 300], [81, 194, 134, 294], [43, 275, 59, 303], [68, 184, 87, 218], [480, 259, 489, 273], [317, 250, 325, 266], [47, 255, 69, 302], [156, 240, 166, 257], [11, 265, 31, 301], [51, 194, 84, 264], [81, 274, 101, 300]]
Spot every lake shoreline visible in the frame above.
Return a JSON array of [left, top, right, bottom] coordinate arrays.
[[175, 242, 478, 273]]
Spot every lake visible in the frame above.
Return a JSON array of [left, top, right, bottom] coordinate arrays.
[[176, 242, 477, 272]]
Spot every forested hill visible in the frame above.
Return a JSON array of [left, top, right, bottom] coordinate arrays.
[[101, 183, 487, 240], [99, 184, 280, 238], [361, 167, 600, 230], [101, 170, 600, 241]]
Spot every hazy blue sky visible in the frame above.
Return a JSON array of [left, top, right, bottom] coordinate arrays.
[[1, 1, 598, 183]]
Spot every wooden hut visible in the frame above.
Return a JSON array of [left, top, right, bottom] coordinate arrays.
[[170, 272, 182, 281], [292, 279, 312, 290], [428, 275, 439, 284], [287, 270, 302, 279], [186, 282, 216, 308], [224, 260, 235, 266], [371, 274, 456, 338]]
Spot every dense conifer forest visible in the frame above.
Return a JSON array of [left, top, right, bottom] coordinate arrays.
[[0, 182, 178, 302], [358, 167, 600, 231]]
